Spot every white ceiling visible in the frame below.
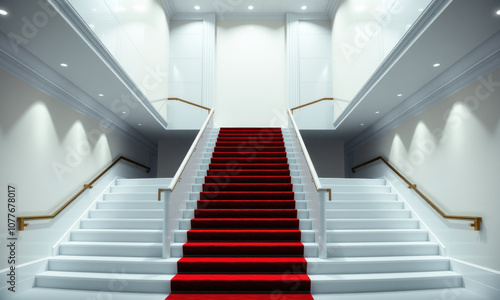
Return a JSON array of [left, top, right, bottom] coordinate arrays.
[[169, 0, 332, 15]]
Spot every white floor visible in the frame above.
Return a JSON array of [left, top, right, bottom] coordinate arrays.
[[3, 288, 491, 300]]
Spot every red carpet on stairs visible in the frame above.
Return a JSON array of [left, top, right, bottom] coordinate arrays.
[[167, 127, 313, 300]]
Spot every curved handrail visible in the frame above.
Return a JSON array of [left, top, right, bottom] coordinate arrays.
[[167, 97, 211, 112], [158, 109, 215, 199], [352, 156, 482, 231], [17, 156, 150, 230], [287, 109, 331, 200], [290, 97, 334, 114]]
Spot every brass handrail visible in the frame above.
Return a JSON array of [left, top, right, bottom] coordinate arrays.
[[167, 98, 211, 113], [290, 98, 334, 113], [17, 156, 150, 231], [352, 156, 482, 231]]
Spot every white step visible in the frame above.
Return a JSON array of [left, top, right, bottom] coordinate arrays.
[[327, 229, 428, 243], [115, 178, 172, 186], [110, 185, 164, 193], [80, 218, 163, 229], [70, 229, 162, 243], [329, 185, 392, 193], [327, 219, 420, 229], [196, 169, 301, 176], [332, 192, 398, 201], [191, 184, 303, 193], [47, 256, 177, 274], [58, 242, 162, 257], [181, 208, 309, 219], [103, 193, 157, 201], [88, 209, 163, 219], [327, 209, 412, 219], [96, 200, 163, 209], [326, 242, 439, 257], [327, 200, 404, 209], [321, 178, 387, 186], [306, 256, 450, 274], [309, 271, 462, 294], [189, 191, 306, 200], [35, 271, 173, 293], [184, 199, 307, 209]]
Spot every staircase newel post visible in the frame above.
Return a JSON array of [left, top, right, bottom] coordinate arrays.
[[162, 190, 171, 259], [319, 190, 327, 259]]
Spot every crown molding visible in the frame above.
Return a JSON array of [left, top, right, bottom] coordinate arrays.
[[326, 0, 340, 19], [161, 0, 176, 20]]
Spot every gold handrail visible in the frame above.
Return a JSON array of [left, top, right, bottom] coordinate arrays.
[[167, 98, 211, 113], [17, 156, 150, 231], [290, 98, 334, 113], [351, 156, 482, 231]]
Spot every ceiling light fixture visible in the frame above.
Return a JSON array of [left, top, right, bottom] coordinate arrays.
[[60, 63, 68, 67], [98, 94, 104, 97], [397, 94, 403, 97], [0, 9, 8, 16], [301, 6, 307, 10], [496, 9, 500, 15], [194, 6, 200, 10], [122, 111, 127, 114], [360, 123, 365, 126], [433, 63, 441, 67], [375, 111, 380, 114], [138, 123, 142, 126], [248, 5, 254, 10]]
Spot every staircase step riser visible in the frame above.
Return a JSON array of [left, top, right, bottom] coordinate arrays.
[[327, 210, 411, 219], [48, 260, 177, 274], [327, 244, 439, 257], [327, 231, 428, 243], [89, 210, 163, 219], [80, 220, 163, 230], [71, 231, 162, 243], [307, 259, 450, 274], [59, 244, 162, 257]]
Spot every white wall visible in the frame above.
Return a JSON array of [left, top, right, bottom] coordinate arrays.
[[215, 20, 286, 127], [157, 138, 195, 177], [347, 67, 500, 271], [167, 20, 207, 129], [294, 20, 334, 130], [303, 138, 345, 178], [0, 68, 153, 269], [332, 0, 431, 120], [69, 0, 170, 118]]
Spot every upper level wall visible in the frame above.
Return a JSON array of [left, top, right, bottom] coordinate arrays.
[[346, 67, 500, 271], [215, 20, 287, 127]]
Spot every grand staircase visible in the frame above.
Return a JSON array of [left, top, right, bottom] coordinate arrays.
[[23, 126, 468, 299]]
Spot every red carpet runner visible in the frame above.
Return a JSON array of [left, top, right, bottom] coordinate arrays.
[[167, 127, 313, 300]]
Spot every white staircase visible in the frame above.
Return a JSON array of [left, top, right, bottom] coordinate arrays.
[[282, 128, 464, 295], [34, 178, 176, 293]]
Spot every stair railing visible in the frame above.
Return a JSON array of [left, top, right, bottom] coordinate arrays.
[[159, 109, 215, 258], [287, 109, 331, 259], [290, 98, 334, 114], [352, 156, 482, 231], [16, 156, 150, 231], [159, 97, 211, 113]]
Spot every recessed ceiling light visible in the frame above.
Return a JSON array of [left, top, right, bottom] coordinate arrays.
[[355, 4, 366, 11], [98, 94, 104, 97], [248, 5, 254, 10], [375, 111, 380, 114], [0, 9, 8, 16], [122, 111, 127, 114], [360, 123, 365, 126], [496, 9, 500, 15], [194, 5, 200, 10], [138, 123, 142, 126], [433, 63, 441, 67], [301, 6, 307, 10], [60, 63, 68, 67], [397, 94, 403, 97]]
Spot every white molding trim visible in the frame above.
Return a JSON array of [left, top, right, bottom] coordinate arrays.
[[0, 32, 158, 153], [345, 31, 500, 153], [202, 13, 216, 108], [51, 0, 169, 131], [161, 0, 176, 20], [287, 13, 300, 108], [173, 13, 331, 21], [333, 0, 451, 129], [326, 0, 340, 19], [449, 258, 500, 299]]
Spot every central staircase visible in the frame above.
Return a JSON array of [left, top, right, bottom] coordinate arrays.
[[168, 127, 313, 299]]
